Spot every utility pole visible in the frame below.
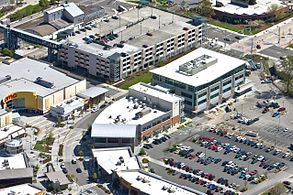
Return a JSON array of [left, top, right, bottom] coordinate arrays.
[[277, 26, 281, 44], [159, 15, 161, 29]]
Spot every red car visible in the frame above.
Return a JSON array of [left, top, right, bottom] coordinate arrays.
[[209, 144, 219, 150], [278, 107, 286, 112], [262, 107, 269, 113], [249, 170, 258, 175]]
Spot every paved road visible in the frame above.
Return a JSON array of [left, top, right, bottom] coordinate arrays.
[[259, 45, 293, 59], [231, 17, 293, 53]]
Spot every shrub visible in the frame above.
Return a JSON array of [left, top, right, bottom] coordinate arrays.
[[1, 48, 14, 57], [142, 158, 149, 164], [138, 148, 146, 156]]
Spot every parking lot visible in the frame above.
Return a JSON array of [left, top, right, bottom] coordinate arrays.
[[259, 45, 293, 59], [205, 26, 244, 44], [144, 115, 292, 194]]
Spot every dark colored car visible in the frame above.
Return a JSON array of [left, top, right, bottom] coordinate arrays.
[[76, 168, 82, 173]]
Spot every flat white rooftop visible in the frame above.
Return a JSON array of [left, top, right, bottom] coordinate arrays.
[[0, 153, 27, 170], [117, 170, 205, 195], [0, 58, 79, 99], [129, 82, 182, 103], [93, 97, 166, 126], [0, 184, 42, 194], [0, 124, 23, 142], [92, 147, 140, 174], [214, 0, 283, 15], [151, 48, 246, 88]]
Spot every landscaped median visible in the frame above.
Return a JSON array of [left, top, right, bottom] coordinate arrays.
[[116, 71, 152, 90], [208, 20, 261, 35]]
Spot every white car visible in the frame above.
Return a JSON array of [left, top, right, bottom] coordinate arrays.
[[91, 108, 99, 113], [257, 156, 264, 161]]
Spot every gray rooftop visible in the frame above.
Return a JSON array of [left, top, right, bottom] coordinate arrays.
[[0, 168, 33, 180], [66, 6, 196, 57], [0, 58, 79, 99], [63, 2, 84, 18], [77, 86, 108, 98], [46, 171, 71, 185]]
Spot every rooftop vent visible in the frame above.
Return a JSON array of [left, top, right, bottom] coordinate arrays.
[[0, 75, 11, 84], [178, 54, 217, 76], [34, 77, 54, 89]]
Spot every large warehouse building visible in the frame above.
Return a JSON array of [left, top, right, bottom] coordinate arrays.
[[91, 82, 183, 149], [151, 48, 246, 115], [0, 58, 86, 114], [58, 6, 203, 81]]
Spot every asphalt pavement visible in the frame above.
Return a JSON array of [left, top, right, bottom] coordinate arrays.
[[259, 45, 293, 59]]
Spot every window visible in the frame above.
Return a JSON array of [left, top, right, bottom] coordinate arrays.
[[223, 80, 231, 86], [108, 138, 119, 143], [223, 87, 231, 93], [198, 92, 207, 98], [181, 92, 192, 99], [184, 100, 192, 105], [211, 86, 219, 92], [210, 93, 219, 99], [198, 99, 207, 105], [95, 138, 106, 143], [122, 138, 131, 143]]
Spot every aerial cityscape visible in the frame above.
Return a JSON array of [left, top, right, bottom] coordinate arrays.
[[0, 0, 292, 194]]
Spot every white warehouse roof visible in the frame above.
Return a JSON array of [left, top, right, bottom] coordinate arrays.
[[151, 48, 246, 88], [63, 2, 84, 18], [92, 147, 140, 174], [91, 124, 136, 138]]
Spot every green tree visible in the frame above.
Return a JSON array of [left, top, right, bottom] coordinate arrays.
[[269, 183, 286, 194], [50, 0, 56, 4], [138, 148, 146, 156], [280, 56, 293, 95], [194, 0, 215, 17], [39, 0, 49, 8], [1, 48, 14, 57], [267, 4, 280, 22], [92, 172, 97, 181]]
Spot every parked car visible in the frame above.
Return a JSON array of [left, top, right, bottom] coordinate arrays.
[[76, 168, 82, 173]]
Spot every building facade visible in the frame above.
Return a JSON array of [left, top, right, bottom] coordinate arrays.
[[0, 110, 12, 128], [151, 48, 246, 115]]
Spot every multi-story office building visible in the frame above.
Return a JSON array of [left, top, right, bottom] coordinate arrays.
[[58, 7, 203, 81], [151, 48, 246, 115]]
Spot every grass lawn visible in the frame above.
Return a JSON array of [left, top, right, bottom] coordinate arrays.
[[117, 71, 152, 90], [288, 44, 293, 49], [34, 141, 47, 153], [208, 20, 261, 35]]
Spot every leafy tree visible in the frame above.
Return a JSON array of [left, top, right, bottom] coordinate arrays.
[[39, 0, 49, 8], [138, 148, 146, 156], [92, 172, 97, 181], [192, 0, 215, 18], [267, 4, 281, 22], [1, 48, 14, 57], [280, 56, 293, 95], [269, 183, 286, 195]]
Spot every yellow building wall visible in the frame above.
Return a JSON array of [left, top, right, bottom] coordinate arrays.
[[3, 92, 38, 110], [64, 80, 86, 99], [0, 111, 12, 128]]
